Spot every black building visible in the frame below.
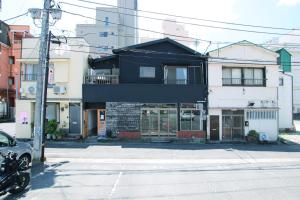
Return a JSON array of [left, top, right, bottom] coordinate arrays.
[[83, 38, 208, 140]]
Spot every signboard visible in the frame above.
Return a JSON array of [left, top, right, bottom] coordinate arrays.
[[98, 109, 106, 137], [48, 66, 54, 87], [19, 112, 28, 124]]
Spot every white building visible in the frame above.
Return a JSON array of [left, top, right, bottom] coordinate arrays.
[[76, 0, 138, 57], [278, 71, 293, 129], [15, 37, 89, 139], [207, 40, 280, 142], [266, 31, 300, 115]]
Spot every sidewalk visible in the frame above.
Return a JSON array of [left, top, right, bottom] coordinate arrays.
[[279, 132, 300, 145]]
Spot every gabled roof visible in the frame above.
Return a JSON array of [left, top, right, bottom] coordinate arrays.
[[276, 48, 292, 56], [88, 55, 117, 67], [209, 40, 277, 56], [113, 37, 203, 56]]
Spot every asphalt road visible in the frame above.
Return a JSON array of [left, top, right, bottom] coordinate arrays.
[[2, 142, 300, 200]]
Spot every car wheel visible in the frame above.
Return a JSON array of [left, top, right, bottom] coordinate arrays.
[[18, 154, 31, 170]]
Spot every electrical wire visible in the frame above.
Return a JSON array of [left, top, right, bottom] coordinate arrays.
[[68, 0, 300, 32], [60, 2, 300, 37], [3, 12, 28, 22]]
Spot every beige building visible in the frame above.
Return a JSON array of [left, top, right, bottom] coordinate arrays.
[[15, 37, 89, 139]]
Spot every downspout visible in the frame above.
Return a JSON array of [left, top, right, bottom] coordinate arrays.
[[205, 55, 209, 141]]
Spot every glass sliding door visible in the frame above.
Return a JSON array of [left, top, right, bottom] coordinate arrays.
[[164, 67, 187, 84], [222, 110, 244, 141], [141, 105, 177, 137]]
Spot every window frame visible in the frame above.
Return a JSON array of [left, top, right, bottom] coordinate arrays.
[[222, 66, 266, 87], [139, 66, 156, 78]]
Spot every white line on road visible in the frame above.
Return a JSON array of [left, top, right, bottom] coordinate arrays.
[[108, 166, 124, 199], [45, 157, 300, 165]]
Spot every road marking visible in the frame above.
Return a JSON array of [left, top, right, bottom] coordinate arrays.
[[44, 157, 300, 164], [108, 166, 124, 199]]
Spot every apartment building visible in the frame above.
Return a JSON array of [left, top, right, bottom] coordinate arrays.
[[15, 37, 89, 139]]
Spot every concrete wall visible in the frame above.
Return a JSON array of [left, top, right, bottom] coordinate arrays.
[[278, 72, 293, 129]]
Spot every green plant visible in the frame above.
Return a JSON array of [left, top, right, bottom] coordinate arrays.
[[247, 130, 258, 142], [247, 130, 258, 137], [45, 120, 58, 135], [55, 129, 66, 138]]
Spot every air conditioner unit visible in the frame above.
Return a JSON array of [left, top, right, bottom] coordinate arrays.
[[27, 86, 36, 94], [53, 86, 66, 94]]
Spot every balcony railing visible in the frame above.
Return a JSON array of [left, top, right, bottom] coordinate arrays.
[[164, 79, 187, 85], [84, 75, 119, 84], [21, 74, 37, 81], [222, 78, 265, 86]]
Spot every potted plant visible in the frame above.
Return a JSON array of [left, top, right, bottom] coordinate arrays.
[[246, 130, 258, 143], [55, 129, 65, 140], [45, 120, 58, 140]]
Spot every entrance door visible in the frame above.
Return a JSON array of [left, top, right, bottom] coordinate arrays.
[[210, 115, 219, 140], [69, 103, 81, 134], [222, 110, 244, 141]]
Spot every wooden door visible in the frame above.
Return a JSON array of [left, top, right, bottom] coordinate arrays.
[[210, 115, 219, 141]]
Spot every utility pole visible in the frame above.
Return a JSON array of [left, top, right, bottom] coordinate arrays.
[[33, 0, 51, 161], [29, 1, 62, 161]]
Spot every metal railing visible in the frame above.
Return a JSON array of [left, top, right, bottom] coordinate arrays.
[[164, 79, 187, 85], [84, 74, 119, 84], [21, 74, 37, 81], [222, 78, 265, 86]]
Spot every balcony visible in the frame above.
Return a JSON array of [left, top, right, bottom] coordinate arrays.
[[164, 79, 188, 85], [222, 78, 265, 86], [84, 75, 119, 84], [21, 74, 37, 81]]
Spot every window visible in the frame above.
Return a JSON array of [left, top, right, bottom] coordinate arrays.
[[0, 132, 9, 147], [104, 17, 109, 26], [279, 77, 284, 86], [164, 67, 187, 84], [139, 66, 155, 78], [9, 56, 15, 64], [99, 32, 108, 37], [246, 110, 276, 120], [46, 103, 60, 122], [222, 67, 264, 86], [180, 103, 203, 131], [8, 77, 14, 86], [22, 64, 38, 81]]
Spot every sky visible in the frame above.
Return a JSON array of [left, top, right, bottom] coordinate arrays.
[[1, 0, 300, 52]]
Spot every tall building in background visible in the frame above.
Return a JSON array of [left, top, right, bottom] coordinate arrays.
[[162, 19, 193, 47], [76, 0, 138, 57]]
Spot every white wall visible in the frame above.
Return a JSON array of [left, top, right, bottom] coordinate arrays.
[[208, 41, 279, 141], [278, 72, 293, 129], [290, 51, 300, 113]]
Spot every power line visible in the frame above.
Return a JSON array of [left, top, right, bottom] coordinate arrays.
[[3, 12, 28, 22], [52, 26, 300, 50], [60, 2, 300, 37], [61, 9, 211, 43], [68, 0, 300, 32], [17, 46, 300, 66]]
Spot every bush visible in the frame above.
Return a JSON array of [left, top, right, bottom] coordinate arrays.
[[45, 120, 58, 135], [247, 130, 258, 137], [106, 129, 117, 138], [247, 130, 258, 142]]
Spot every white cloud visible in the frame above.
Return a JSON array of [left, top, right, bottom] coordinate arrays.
[[277, 0, 300, 6]]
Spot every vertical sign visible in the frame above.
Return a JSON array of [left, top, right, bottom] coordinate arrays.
[[97, 109, 106, 137], [48, 66, 54, 87]]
